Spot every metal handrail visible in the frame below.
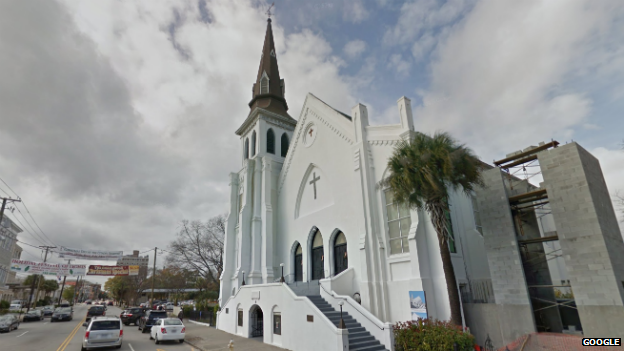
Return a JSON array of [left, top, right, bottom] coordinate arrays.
[[318, 283, 386, 330]]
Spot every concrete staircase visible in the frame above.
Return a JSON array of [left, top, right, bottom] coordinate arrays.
[[308, 295, 388, 351]]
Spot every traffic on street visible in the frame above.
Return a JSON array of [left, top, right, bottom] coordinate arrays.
[[0, 304, 195, 351]]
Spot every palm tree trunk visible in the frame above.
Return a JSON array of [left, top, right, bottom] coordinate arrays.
[[430, 203, 462, 326]]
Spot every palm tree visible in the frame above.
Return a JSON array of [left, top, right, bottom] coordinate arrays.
[[381, 132, 483, 326]]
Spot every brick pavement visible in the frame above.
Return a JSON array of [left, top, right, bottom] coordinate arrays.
[[184, 319, 290, 351]]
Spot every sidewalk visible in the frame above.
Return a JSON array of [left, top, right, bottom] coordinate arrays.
[[184, 319, 290, 351]]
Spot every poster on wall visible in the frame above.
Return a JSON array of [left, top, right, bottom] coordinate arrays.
[[409, 291, 428, 321], [9, 259, 87, 276], [58, 246, 123, 260], [87, 265, 139, 276]]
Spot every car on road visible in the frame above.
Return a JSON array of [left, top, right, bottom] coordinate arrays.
[[163, 302, 175, 311], [138, 310, 168, 333], [41, 305, 55, 317], [81, 316, 123, 350], [149, 318, 185, 344], [86, 305, 106, 322], [51, 307, 74, 322], [120, 307, 145, 326], [23, 309, 44, 322], [107, 301, 113, 306], [85, 300, 92, 305], [0, 314, 20, 332]]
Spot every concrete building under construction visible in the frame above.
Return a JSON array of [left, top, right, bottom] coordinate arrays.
[[465, 141, 624, 347]]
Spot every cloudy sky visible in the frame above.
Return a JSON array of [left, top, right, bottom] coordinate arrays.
[[1, 0, 623, 285]]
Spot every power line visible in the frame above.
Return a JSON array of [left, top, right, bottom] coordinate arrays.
[[11, 205, 54, 246], [0, 177, 57, 247], [19, 201, 57, 247], [8, 211, 51, 247]]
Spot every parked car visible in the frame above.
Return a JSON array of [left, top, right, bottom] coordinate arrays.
[[138, 310, 168, 333], [0, 314, 20, 332], [120, 307, 145, 326], [86, 305, 106, 322], [149, 318, 185, 344], [81, 316, 123, 351], [85, 300, 92, 305], [23, 309, 44, 322], [51, 307, 74, 322], [41, 305, 55, 317], [107, 301, 113, 306]]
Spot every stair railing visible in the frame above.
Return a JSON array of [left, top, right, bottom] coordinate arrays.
[[319, 280, 395, 351]]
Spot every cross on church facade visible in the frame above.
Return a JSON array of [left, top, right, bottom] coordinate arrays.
[[309, 172, 320, 199]]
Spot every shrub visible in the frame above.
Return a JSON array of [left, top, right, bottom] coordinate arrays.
[[394, 319, 474, 351], [0, 300, 9, 309], [182, 305, 194, 317]]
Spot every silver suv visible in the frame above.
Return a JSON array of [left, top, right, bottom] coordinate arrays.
[[81, 316, 123, 350]]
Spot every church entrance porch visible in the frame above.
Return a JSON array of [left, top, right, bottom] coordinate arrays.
[[249, 305, 264, 338]]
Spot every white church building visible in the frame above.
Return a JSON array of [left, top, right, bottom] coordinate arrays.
[[217, 18, 490, 351]]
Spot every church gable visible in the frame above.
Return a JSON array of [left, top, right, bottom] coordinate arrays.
[[278, 93, 355, 195], [295, 163, 334, 219]]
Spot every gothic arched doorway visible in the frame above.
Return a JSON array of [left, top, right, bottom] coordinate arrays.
[[334, 231, 348, 276], [249, 305, 264, 337], [294, 244, 303, 282], [311, 230, 324, 280]]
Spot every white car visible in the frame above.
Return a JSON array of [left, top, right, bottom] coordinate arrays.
[[149, 318, 185, 344], [81, 317, 123, 350]]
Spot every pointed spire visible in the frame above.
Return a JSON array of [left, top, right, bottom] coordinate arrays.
[[248, 18, 289, 117]]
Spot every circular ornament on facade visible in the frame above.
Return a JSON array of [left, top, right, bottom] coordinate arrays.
[[303, 123, 317, 147]]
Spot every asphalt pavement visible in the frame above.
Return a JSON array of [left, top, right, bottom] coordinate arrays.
[[0, 304, 197, 351]]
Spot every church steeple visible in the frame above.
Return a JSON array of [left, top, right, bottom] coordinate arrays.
[[248, 18, 289, 117]]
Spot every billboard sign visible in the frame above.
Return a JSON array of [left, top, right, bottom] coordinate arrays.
[[86, 265, 139, 276], [10, 259, 86, 276], [58, 246, 123, 260]]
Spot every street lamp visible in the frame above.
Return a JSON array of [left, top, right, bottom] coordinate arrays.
[[338, 301, 346, 329], [242, 271, 246, 286], [280, 263, 285, 283]]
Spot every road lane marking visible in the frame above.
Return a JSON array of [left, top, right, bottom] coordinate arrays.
[[16, 331, 28, 337], [129, 344, 135, 351], [56, 318, 85, 351]]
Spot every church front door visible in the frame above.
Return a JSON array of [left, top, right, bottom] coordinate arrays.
[[312, 247, 324, 280], [295, 253, 303, 281]]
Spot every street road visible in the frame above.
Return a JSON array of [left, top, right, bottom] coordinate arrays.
[[0, 305, 196, 351]]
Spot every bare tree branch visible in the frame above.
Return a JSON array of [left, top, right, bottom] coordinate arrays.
[[166, 214, 225, 288]]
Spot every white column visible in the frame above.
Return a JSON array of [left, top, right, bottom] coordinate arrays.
[[219, 172, 240, 306], [261, 157, 275, 283], [249, 158, 263, 284]]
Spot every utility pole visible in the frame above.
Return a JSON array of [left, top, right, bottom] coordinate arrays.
[[57, 259, 71, 306], [150, 247, 157, 309], [30, 245, 56, 310], [0, 196, 21, 224], [73, 275, 81, 305]]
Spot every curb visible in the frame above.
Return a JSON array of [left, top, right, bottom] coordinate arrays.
[[184, 339, 208, 351], [187, 319, 211, 327]]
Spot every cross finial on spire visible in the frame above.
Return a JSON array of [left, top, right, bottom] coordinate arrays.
[[266, 2, 275, 19]]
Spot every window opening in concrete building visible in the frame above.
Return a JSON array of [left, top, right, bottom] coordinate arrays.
[[294, 244, 303, 282], [496, 142, 583, 335]]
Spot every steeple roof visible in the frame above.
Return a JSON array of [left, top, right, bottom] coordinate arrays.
[[248, 18, 290, 117]]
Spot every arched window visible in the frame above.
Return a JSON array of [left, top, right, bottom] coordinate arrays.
[[311, 230, 324, 280], [251, 131, 257, 156], [334, 232, 347, 275], [260, 76, 269, 94], [244, 138, 249, 159], [267, 129, 275, 154], [294, 244, 303, 282], [281, 133, 289, 157]]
